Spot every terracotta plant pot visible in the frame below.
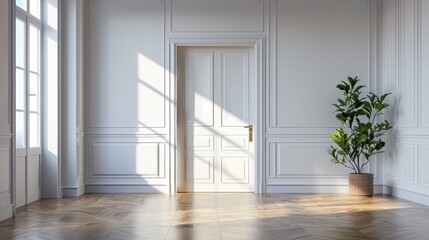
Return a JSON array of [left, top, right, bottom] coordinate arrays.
[[349, 173, 373, 196]]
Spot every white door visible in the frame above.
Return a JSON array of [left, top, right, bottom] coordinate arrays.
[[178, 46, 255, 192]]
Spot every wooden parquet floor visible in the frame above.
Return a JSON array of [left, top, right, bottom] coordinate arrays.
[[1, 193, 429, 240]]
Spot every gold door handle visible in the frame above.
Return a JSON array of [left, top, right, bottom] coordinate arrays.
[[244, 125, 253, 142]]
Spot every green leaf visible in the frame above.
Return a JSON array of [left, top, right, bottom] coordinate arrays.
[[329, 77, 393, 172], [380, 93, 391, 102], [337, 84, 346, 90]]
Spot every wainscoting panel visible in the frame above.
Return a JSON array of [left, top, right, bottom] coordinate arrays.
[[0, 148, 10, 197], [398, 144, 418, 184], [85, 136, 169, 192], [421, 145, 429, 187], [90, 142, 164, 178], [271, 142, 348, 178], [77, 136, 84, 181], [171, 0, 263, 32], [266, 137, 360, 187], [384, 143, 399, 180]]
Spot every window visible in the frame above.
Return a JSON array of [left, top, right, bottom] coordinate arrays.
[[15, 0, 42, 149]]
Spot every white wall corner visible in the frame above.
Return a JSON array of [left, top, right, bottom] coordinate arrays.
[[62, 184, 85, 198], [0, 205, 13, 222], [384, 186, 429, 206]]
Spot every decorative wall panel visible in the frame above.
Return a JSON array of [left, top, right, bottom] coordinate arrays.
[[384, 144, 398, 179], [270, 0, 370, 129], [0, 148, 10, 196], [421, 145, 429, 186], [90, 142, 164, 178], [0, 0, 9, 130], [88, 0, 165, 130], [171, 0, 263, 32], [397, 0, 418, 127], [382, 0, 398, 123], [398, 144, 418, 184], [268, 141, 349, 178], [421, 0, 429, 127]]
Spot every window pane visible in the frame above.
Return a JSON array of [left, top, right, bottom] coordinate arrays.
[[16, 68, 25, 111], [29, 73, 39, 112], [29, 112, 39, 148], [29, 0, 40, 19], [16, 0, 27, 11], [16, 111, 26, 148], [29, 25, 40, 73], [16, 18, 25, 69]]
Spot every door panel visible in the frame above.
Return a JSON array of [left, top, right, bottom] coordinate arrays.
[[27, 155, 40, 203], [221, 52, 249, 127], [16, 156, 26, 208], [179, 46, 254, 192], [185, 53, 214, 127]]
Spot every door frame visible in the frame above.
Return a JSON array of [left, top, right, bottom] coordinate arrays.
[[169, 38, 265, 194]]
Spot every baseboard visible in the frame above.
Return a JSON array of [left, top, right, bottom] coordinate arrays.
[[62, 185, 85, 198], [265, 185, 384, 194], [85, 184, 168, 193], [383, 186, 429, 206], [0, 204, 13, 222]]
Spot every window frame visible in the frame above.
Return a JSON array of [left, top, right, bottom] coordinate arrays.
[[15, 0, 42, 157]]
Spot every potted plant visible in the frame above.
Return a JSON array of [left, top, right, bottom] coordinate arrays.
[[329, 77, 392, 196]]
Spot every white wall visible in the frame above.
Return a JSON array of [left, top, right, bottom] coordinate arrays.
[[84, 0, 169, 193], [382, 0, 429, 205], [266, 0, 378, 193], [61, 0, 85, 197], [0, 0, 13, 221], [83, 0, 378, 194], [41, 0, 61, 198]]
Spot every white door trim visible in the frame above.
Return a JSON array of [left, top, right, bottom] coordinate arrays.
[[169, 38, 265, 194]]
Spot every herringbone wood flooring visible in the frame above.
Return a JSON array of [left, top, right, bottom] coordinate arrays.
[[1, 193, 429, 240]]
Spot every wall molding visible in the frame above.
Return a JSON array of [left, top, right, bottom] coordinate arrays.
[[419, 0, 429, 128], [384, 185, 429, 206], [0, 204, 13, 222], [268, 0, 374, 129], [62, 185, 85, 197], [0, 127, 11, 136], [169, 0, 265, 33], [266, 184, 384, 194], [85, 184, 168, 193], [420, 145, 429, 187], [85, 0, 167, 132]]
